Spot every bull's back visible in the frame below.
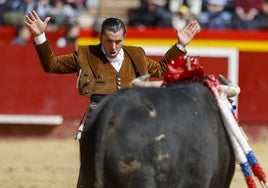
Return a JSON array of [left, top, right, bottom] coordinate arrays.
[[80, 82, 235, 188]]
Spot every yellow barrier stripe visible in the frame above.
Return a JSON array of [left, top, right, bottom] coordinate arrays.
[[77, 38, 268, 52], [190, 40, 268, 52]]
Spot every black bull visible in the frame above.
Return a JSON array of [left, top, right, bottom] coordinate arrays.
[[78, 81, 236, 188]]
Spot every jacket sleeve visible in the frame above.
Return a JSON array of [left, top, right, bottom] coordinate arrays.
[[147, 44, 187, 78], [34, 40, 78, 73]]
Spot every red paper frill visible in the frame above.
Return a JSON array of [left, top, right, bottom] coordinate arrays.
[[164, 56, 204, 83]]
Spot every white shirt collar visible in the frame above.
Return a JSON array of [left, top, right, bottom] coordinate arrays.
[[101, 46, 124, 72]]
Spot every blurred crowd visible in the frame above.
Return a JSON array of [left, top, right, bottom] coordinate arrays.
[[1, 0, 268, 46], [128, 0, 268, 30], [0, 0, 98, 46]]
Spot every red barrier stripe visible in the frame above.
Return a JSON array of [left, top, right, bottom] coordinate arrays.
[[79, 27, 268, 41]]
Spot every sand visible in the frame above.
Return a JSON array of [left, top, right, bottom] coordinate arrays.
[[0, 137, 267, 188]]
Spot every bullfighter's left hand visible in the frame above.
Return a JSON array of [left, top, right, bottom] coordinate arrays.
[[175, 20, 201, 47]]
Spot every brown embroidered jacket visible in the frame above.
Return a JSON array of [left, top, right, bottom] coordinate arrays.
[[34, 41, 186, 98]]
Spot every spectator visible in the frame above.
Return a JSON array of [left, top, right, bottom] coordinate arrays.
[[128, 0, 172, 28], [85, 0, 99, 10], [258, 0, 268, 29], [66, 0, 86, 11], [2, 0, 27, 27], [56, 22, 80, 47], [36, 0, 51, 20], [23, 0, 38, 13], [46, 0, 78, 29], [2, 0, 48, 27], [232, 0, 264, 30], [199, 0, 233, 29], [168, 0, 202, 28], [11, 25, 31, 45], [0, 0, 9, 25]]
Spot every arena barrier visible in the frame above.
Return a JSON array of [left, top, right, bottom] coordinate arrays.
[[0, 114, 63, 125]]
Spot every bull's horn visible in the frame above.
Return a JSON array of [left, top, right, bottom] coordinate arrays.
[[219, 74, 241, 97], [131, 74, 163, 88]]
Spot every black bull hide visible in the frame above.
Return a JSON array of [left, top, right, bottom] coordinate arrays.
[[78, 81, 236, 188]]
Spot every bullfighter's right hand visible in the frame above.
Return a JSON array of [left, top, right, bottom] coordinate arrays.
[[24, 10, 51, 37]]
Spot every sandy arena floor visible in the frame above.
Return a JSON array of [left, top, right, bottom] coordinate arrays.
[[0, 137, 267, 188]]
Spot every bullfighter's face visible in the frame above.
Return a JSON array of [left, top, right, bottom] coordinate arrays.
[[100, 29, 125, 59]]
